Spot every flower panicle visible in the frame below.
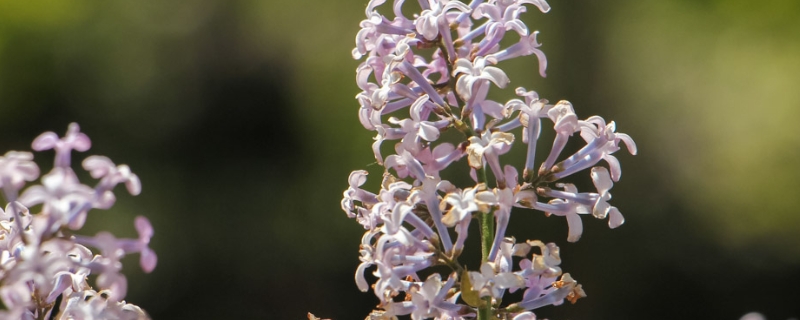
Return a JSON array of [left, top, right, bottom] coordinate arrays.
[[0, 123, 155, 319], [341, 0, 635, 319]]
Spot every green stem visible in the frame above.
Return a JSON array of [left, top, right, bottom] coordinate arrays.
[[481, 209, 495, 264], [478, 297, 493, 320], [477, 166, 494, 320]]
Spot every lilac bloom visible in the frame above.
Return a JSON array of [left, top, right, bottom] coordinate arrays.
[[516, 240, 562, 280], [499, 87, 541, 131], [416, 143, 465, 179], [462, 81, 507, 131], [385, 146, 428, 181], [383, 38, 449, 107], [469, 262, 525, 299], [380, 195, 436, 241], [0, 124, 155, 317], [487, 31, 547, 77], [441, 186, 479, 227], [421, 50, 451, 85], [354, 1, 415, 59], [395, 60, 449, 107], [0, 202, 32, 252], [508, 242, 584, 312], [357, 83, 391, 130], [342, 170, 378, 218], [553, 116, 636, 181], [389, 94, 449, 154], [450, 183, 497, 254], [4, 245, 72, 306], [416, 0, 471, 40], [537, 183, 591, 242], [72, 232, 131, 302], [453, 57, 509, 102], [0, 151, 40, 201], [471, 2, 530, 57], [372, 236, 431, 303], [59, 156, 141, 230], [510, 273, 585, 311], [121, 216, 157, 273], [50, 244, 94, 303], [0, 281, 33, 312], [493, 237, 523, 273], [451, 214, 472, 257], [590, 167, 625, 228], [377, 177, 413, 203], [345, 1, 636, 317], [371, 124, 406, 165], [83, 156, 141, 197], [19, 168, 94, 234], [411, 177, 454, 252], [58, 289, 148, 320], [467, 131, 514, 188], [31, 122, 91, 168], [75, 217, 157, 276], [539, 100, 580, 176], [410, 273, 461, 320], [355, 231, 379, 292], [96, 270, 128, 302], [383, 300, 415, 318], [501, 164, 531, 205], [442, 185, 483, 255], [487, 186, 514, 261], [505, 89, 551, 180], [356, 57, 382, 91]]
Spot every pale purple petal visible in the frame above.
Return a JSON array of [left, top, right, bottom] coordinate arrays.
[[565, 213, 583, 242], [82, 156, 115, 179], [513, 312, 537, 320], [617, 133, 638, 155], [348, 170, 369, 188], [418, 122, 440, 141], [125, 172, 142, 196], [135, 216, 153, 240], [603, 154, 622, 182], [31, 132, 59, 151], [481, 66, 510, 88], [590, 166, 613, 193], [140, 247, 157, 273], [608, 207, 624, 228]]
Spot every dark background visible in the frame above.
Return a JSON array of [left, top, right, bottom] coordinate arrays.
[[0, 0, 798, 319]]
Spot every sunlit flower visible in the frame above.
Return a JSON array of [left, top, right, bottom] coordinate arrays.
[[0, 124, 155, 318], [342, 0, 635, 318]]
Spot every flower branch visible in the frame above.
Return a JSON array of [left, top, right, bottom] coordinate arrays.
[[341, 0, 636, 319]]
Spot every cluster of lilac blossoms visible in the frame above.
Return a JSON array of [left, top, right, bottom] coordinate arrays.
[[0, 123, 155, 320], [341, 0, 636, 319]]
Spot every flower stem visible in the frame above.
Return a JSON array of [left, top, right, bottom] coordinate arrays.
[[480, 208, 494, 264], [478, 297, 493, 320], [477, 167, 494, 320]]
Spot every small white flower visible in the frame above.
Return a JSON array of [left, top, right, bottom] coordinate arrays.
[[453, 57, 510, 101]]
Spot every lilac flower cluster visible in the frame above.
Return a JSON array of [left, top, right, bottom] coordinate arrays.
[[0, 123, 155, 320], [342, 0, 636, 319]]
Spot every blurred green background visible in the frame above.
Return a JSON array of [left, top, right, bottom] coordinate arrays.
[[0, 0, 798, 319]]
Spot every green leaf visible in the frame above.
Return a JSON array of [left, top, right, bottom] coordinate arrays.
[[460, 269, 483, 308]]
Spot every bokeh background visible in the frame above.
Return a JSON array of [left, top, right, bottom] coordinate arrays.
[[0, 0, 798, 319]]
